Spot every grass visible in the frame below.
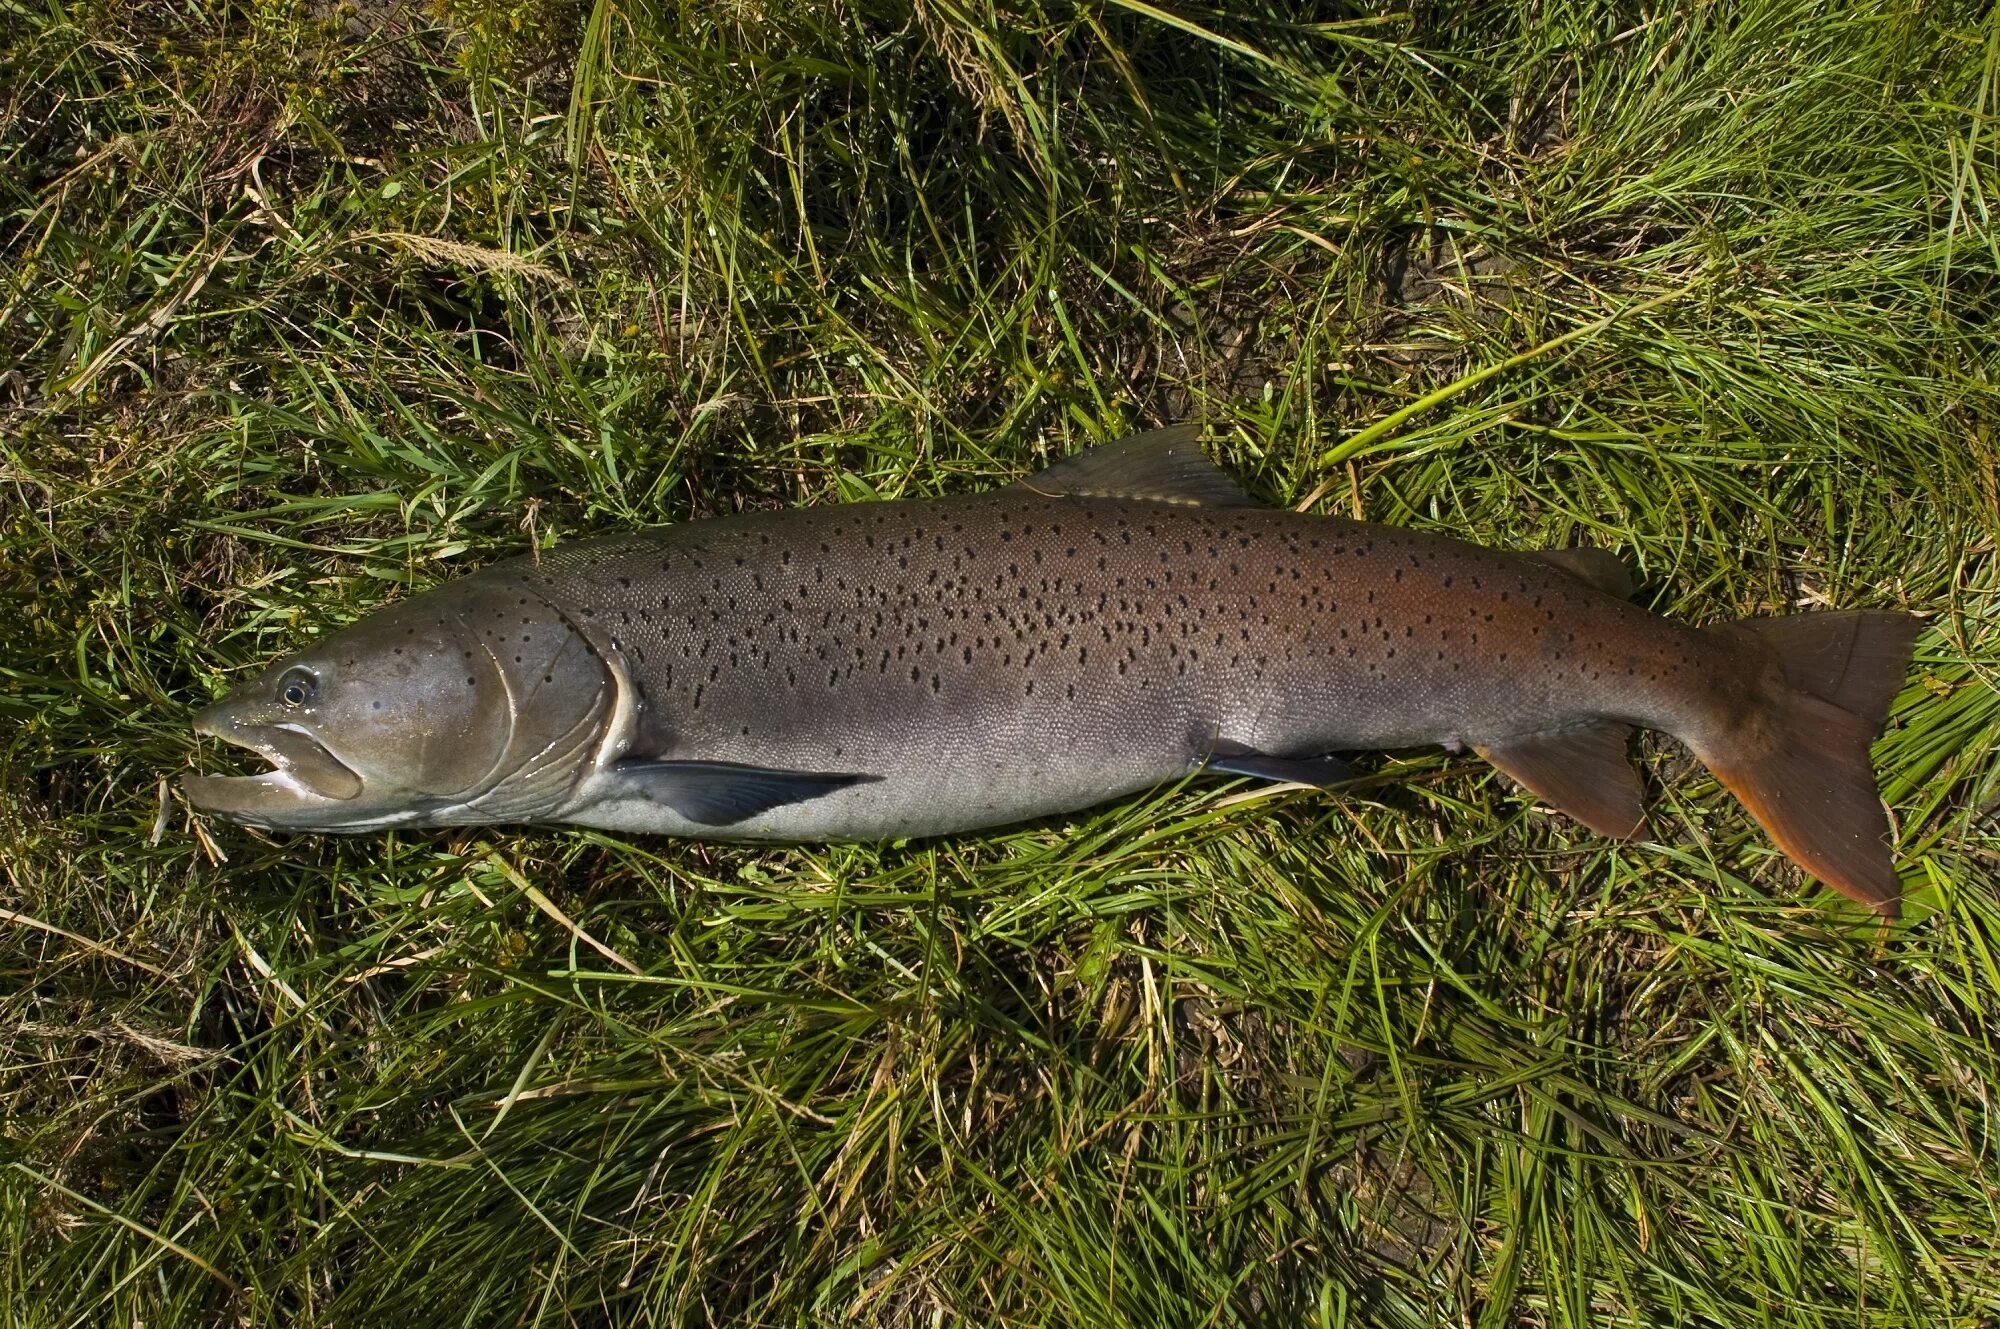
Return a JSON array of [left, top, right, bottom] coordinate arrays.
[[2, 0, 1998, 1323]]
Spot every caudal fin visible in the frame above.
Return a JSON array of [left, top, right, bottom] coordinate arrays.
[[1702, 611, 1919, 916]]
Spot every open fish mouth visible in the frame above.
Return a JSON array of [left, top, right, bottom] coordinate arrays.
[[182, 713, 365, 820]]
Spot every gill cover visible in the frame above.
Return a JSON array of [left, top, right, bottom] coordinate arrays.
[[183, 575, 613, 831]]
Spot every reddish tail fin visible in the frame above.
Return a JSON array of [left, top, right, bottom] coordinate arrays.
[[1702, 611, 1918, 915]]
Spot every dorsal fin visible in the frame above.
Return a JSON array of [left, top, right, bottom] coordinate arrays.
[[1009, 425, 1259, 507], [1525, 547, 1634, 599]]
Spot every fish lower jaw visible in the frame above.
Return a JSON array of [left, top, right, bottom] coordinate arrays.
[[191, 713, 367, 800], [178, 771, 438, 833], [181, 769, 340, 822]]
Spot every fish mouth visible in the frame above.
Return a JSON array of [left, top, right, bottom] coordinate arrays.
[[182, 710, 366, 822]]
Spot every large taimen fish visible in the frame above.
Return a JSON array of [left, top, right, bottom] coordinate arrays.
[[184, 427, 1918, 914]]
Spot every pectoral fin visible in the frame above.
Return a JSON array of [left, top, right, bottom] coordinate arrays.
[[1204, 739, 1353, 786], [1475, 723, 1644, 838], [609, 759, 879, 825]]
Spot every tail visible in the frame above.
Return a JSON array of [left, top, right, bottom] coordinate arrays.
[[1701, 611, 1919, 916]]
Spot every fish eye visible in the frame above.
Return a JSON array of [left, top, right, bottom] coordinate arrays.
[[278, 668, 317, 707]]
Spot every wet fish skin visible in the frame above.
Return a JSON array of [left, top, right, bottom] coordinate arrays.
[[508, 496, 1721, 836], [184, 428, 1918, 914]]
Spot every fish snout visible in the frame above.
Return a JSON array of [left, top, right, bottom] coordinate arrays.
[[190, 700, 235, 741], [185, 698, 367, 816]]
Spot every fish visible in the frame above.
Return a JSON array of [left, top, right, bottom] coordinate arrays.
[[183, 425, 1919, 915]]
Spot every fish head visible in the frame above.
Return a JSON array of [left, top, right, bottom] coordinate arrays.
[[182, 581, 606, 831]]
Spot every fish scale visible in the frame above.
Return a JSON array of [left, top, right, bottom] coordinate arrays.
[[184, 426, 1920, 916], [478, 493, 1724, 843]]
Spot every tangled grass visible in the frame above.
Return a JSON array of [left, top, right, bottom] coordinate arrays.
[[3, 0, 1998, 1324]]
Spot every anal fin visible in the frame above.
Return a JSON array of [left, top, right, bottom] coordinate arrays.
[[1475, 722, 1644, 838], [1205, 739, 1353, 787], [609, 758, 879, 826]]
